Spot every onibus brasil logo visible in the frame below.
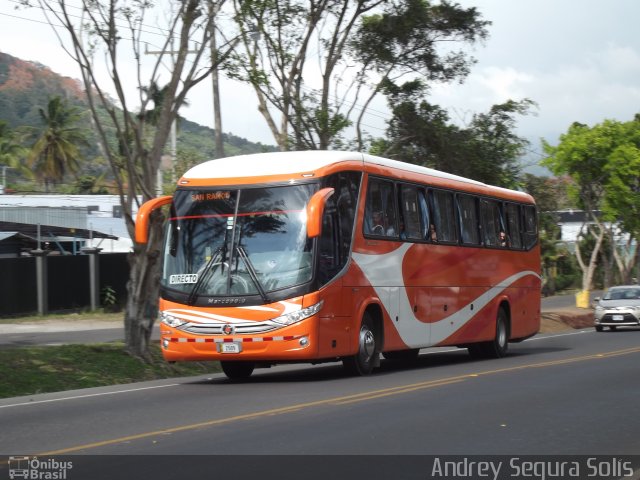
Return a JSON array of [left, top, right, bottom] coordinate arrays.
[[8, 457, 72, 480]]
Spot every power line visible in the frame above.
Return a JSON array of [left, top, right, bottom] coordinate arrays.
[[5, 0, 171, 38]]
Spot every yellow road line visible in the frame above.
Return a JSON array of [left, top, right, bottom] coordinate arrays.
[[35, 345, 640, 456], [332, 378, 466, 405]]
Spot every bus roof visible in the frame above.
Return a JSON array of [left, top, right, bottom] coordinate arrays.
[[180, 150, 531, 202]]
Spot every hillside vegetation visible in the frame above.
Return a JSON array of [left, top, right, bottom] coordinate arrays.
[[0, 51, 275, 192]]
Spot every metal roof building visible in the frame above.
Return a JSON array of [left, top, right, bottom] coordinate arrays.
[[0, 195, 135, 255]]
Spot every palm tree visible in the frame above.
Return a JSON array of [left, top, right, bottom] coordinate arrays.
[[139, 82, 167, 127], [28, 97, 89, 191], [0, 121, 28, 189], [139, 81, 189, 129]]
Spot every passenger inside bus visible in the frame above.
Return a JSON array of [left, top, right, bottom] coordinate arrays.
[[371, 211, 395, 236], [499, 231, 509, 247], [429, 224, 438, 242], [399, 218, 407, 240]]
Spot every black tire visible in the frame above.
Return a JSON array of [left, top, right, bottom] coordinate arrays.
[[468, 307, 509, 359], [595, 325, 604, 332], [220, 361, 255, 381], [343, 313, 379, 376]]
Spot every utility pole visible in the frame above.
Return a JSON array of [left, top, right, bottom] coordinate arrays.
[[209, 3, 225, 159]]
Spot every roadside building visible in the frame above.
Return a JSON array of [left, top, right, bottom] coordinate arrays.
[[0, 195, 136, 256]]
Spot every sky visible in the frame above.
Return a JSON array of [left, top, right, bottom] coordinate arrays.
[[1, 0, 639, 170]]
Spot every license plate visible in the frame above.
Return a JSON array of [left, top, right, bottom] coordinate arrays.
[[612, 314, 624, 321], [218, 342, 242, 354]]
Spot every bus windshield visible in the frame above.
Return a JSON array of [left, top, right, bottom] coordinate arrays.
[[162, 184, 315, 303]]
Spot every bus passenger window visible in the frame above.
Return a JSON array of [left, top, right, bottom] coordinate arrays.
[[365, 178, 398, 238], [318, 171, 362, 286], [417, 190, 430, 240], [522, 205, 538, 250], [430, 189, 457, 243], [400, 185, 423, 240], [457, 194, 480, 245], [505, 203, 522, 249], [318, 201, 339, 285], [480, 199, 503, 247]]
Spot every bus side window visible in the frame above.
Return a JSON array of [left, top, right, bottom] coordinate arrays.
[[457, 194, 480, 245], [505, 203, 522, 249], [400, 184, 423, 240], [365, 178, 398, 238], [480, 199, 503, 247], [522, 205, 538, 250], [417, 188, 430, 240], [318, 171, 362, 286], [318, 197, 340, 285], [430, 189, 458, 243]]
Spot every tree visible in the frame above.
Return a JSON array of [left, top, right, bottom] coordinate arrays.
[[70, 174, 109, 194], [21, 0, 236, 358], [522, 173, 578, 295], [229, 0, 489, 150], [350, 0, 489, 150], [0, 121, 28, 192], [27, 96, 89, 191], [376, 91, 534, 188], [542, 118, 640, 294], [600, 117, 640, 283], [0, 121, 27, 174]]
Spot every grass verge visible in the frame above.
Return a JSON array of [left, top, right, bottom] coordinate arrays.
[[0, 343, 221, 399]]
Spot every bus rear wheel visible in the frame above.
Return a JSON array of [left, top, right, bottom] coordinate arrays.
[[220, 361, 255, 381], [343, 313, 379, 376], [468, 308, 509, 359]]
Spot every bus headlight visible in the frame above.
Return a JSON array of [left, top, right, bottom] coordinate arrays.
[[160, 312, 186, 328], [272, 301, 323, 326]]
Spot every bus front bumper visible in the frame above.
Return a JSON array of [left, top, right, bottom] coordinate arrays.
[[159, 325, 317, 362]]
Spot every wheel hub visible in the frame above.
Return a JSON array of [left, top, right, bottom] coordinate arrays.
[[360, 328, 375, 360]]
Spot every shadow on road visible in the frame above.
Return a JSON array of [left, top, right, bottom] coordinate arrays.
[[191, 342, 574, 385]]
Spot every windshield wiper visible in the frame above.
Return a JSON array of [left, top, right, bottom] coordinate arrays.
[[187, 246, 223, 305], [236, 246, 270, 304]]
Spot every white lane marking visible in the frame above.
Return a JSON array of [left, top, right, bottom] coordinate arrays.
[[0, 383, 184, 410], [526, 329, 593, 341]]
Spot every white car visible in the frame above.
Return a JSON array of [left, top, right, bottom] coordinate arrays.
[[594, 285, 640, 332]]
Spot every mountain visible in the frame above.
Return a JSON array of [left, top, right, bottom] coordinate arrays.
[[0, 51, 276, 178], [0, 52, 86, 129]]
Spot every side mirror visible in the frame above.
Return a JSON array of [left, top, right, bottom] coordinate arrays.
[[135, 196, 173, 244], [306, 188, 335, 238]]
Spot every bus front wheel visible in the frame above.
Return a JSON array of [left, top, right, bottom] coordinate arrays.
[[220, 361, 255, 381], [343, 313, 379, 376]]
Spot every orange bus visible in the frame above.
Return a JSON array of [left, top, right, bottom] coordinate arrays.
[[136, 151, 540, 380]]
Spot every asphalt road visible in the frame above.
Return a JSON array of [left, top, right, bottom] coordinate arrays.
[[1, 326, 640, 479], [0, 322, 158, 347]]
